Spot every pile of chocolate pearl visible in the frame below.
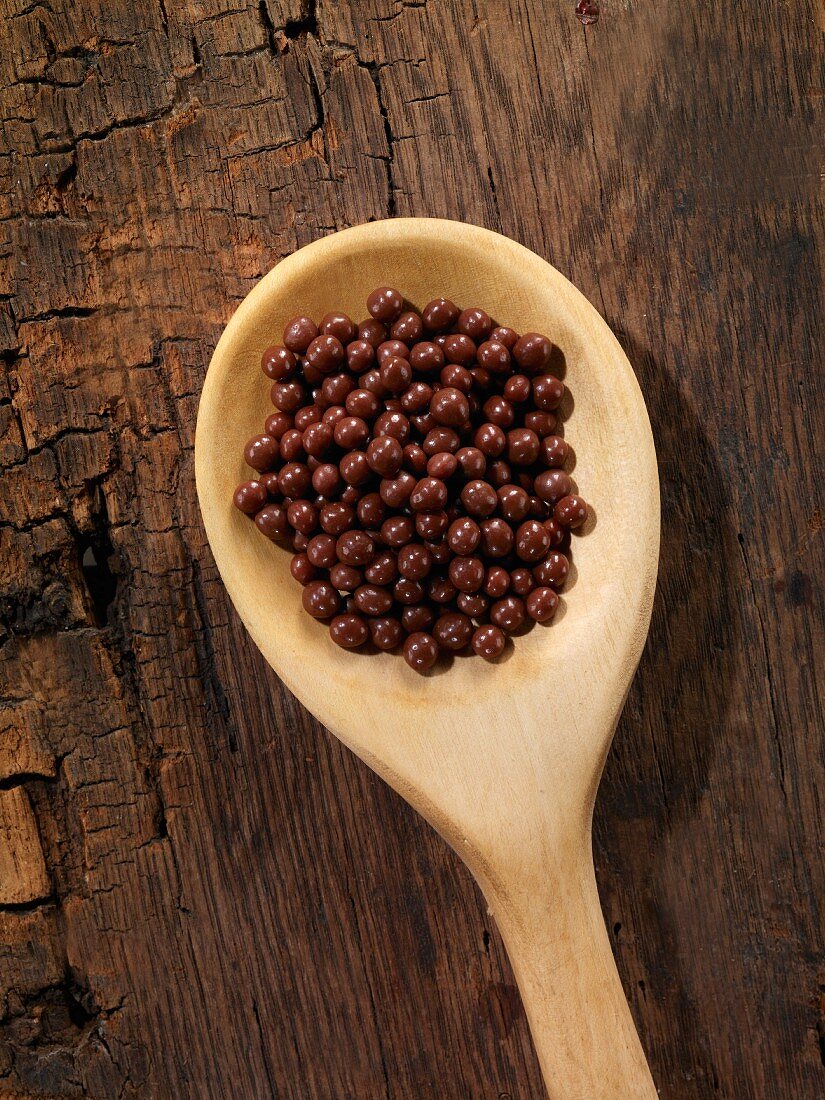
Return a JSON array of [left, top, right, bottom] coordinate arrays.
[[233, 287, 588, 673]]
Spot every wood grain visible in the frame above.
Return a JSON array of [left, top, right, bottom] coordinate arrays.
[[1, 1, 822, 1098]]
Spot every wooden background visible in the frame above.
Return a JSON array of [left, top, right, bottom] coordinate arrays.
[[1, 1, 823, 1097]]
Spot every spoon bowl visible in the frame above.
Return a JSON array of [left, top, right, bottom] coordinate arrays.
[[196, 218, 659, 1099]]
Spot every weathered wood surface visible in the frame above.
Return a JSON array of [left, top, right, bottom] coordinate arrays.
[[0, 1, 822, 1097]]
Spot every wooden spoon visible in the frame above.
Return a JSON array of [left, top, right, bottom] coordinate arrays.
[[195, 218, 660, 1099]]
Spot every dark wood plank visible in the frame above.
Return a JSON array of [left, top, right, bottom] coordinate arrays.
[[0, 0, 822, 1097]]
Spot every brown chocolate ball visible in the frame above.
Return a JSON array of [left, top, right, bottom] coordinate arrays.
[[290, 552, 318, 585], [433, 612, 473, 652], [533, 551, 569, 588], [336, 530, 375, 567], [262, 345, 297, 380], [380, 356, 413, 394], [474, 423, 507, 458], [365, 551, 399, 586], [234, 481, 268, 515], [449, 555, 485, 593], [507, 428, 541, 466], [333, 415, 370, 449], [515, 519, 552, 562], [510, 567, 535, 597], [554, 495, 588, 529], [490, 596, 527, 632], [398, 543, 434, 581], [476, 340, 511, 374], [416, 510, 449, 540], [357, 492, 387, 529], [526, 587, 559, 623], [329, 613, 369, 649], [320, 311, 357, 345], [447, 517, 481, 555], [456, 307, 492, 342], [391, 311, 424, 345], [367, 286, 404, 324], [370, 616, 403, 651], [278, 462, 312, 498], [533, 374, 565, 411], [380, 514, 415, 547], [456, 447, 487, 478], [457, 591, 489, 617], [503, 374, 531, 403], [430, 387, 470, 427], [353, 584, 393, 617], [330, 563, 362, 591], [402, 603, 436, 633], [472, 624, 506, 661], [346, 339, 375, 372], [460, 479, 498, 517], [255, 504, 289, 540], [497, 484, 530, 522], [306, 334, 345, 374], [312, 463, 342, 497], [479, 518, 514, 558], [302, 580, 341, 619], [379, 472, 415, 508], [443, 334, 476, 366], [513, 332, 553, 372], [307, 533, 337, 568], [339, 451, 371, 487], [484, 565, 510, 598], [534, 469, 573, 504], [403, 631, 439, 672], [287, 500, 319, 535], [244, 434, 279, 472], [283, 315, 318, 353], [410, 477, 448, 512], [540, 435, 570, 468], [358, 318, 387, 348], [409, 341, 445, 374], [422, 297, 460, 332], [270, 381, 306, 413], [346, 388, 381, 419]]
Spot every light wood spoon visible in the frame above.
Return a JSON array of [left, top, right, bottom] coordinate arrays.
[[195, 218, 660, 1099]]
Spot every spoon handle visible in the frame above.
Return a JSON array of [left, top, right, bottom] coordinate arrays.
[[486, 848, 657, 1100]]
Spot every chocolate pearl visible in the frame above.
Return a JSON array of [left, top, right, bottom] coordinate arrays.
[[253, 505, 288, 540], [360, 368, 389, 397], [430, 387, 470, 427], [483, 396, 515, 428], [440, 363, 473, 392], [400, 381, 433, 412], [508, 428, 541, 466], [370, 616, 403, 651], [329, 613, 369, 649], [510, 567, 535, 597], [416, 511, 449, 540], [333, 416, 369, 449], [379, 473, 415, 509], [474, 423, 507, 458], [524, 410, 557, 437], [533, 374, 565, 411], [457, 591, 489, 617], [443, 334, 476, 366], [456, 447, 487, 478], [503, 374, 531, 403], [490, 325, 519, 350], [374, 410, 410, 444], [261, 471, 282, 499], [410, 477, 448, 512], [271, 380, 306, 413], [515, 519, 552, 562], [427, 538, 452, 566], [403, 443, 428, 475], [346, 339, 375, 372], [283, 315, 318, 353], [409, 341, 445, 374], [447, 517, 481, 555], [380, 356, 413, 394], [461, 479, 498, 517], [302, 580, 341, 619], [540, 435, 571, 468], [526, 587, 559, 623], [449, 555, 485, 593], [365, 551, 398, 585], [479, 518, 514, 558], [346, 389, 381, 419], [278, 462, 312, 497], [320, 311, 357, 345], [244, 434, 279, 472], [427, 452, 457, 479], [377, 339, 410, 365], [394, 578, 425, 605], [339, 451, 371, 487], [554, 495, 588, 529], [291, 552, 318, 585], [234, 481, 268, 515], [330, 563, 362, 591], [287, 500, 319, 535], [302, 422, 333, 458], [279, 429, 304, 461], [294, 405, 321, 431], [470, 366, 493, 390], [381, 514, 415, 547], [398, 543, 433, 581], [422, 427, 460, 455], [320, 373, 356, 408], [402, 603, 436, 633], [321, 503, 356, 536], [428, 574, 457, 604], [490, 596, 527, 632], [488, 460, 512, 488], [484, 565, 510, 598], [312, 463, 342, 497], [513, 332, 553, 372], [534, 469, 573, 504], [422, 297, 460, 332], [307, 533, 337, 568], [472, 624, 506, 661], [306, 334, 345, 375], [433, 612, 473, 652], [391, 311, 424, 344], [262, 345, 297, 380], [476, 340, 511, 374], [265, 411, 293, 440], [358, 318, 387, 348], [533, 551, 569, 588], [544, 518, 567, 547], [336, 530, 375, 567], [354, 492, 384, 529], [403, 631, 439, 672], [412, 412, 436, 436], [456, 307, 492, 342], [367, 286, 404, 324], [497, 484, 530, 522], [365, 436, 402, 477], [353, 584, 393, 616]]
